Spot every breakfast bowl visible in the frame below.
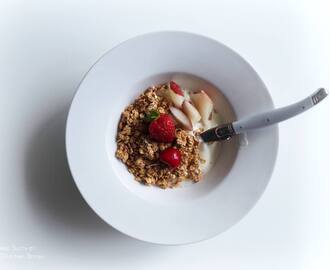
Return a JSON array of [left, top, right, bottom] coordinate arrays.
[[65, 31, 278, 244]]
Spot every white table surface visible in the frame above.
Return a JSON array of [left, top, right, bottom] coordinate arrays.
[[1, 0, 329, 269]]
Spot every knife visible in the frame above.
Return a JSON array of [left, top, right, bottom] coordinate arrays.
[[200, 88, 328, 142]]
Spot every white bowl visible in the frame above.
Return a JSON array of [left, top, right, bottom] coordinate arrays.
[[66, 31, 278, 245]]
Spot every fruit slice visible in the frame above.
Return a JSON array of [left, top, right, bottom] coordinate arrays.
[[182, 100, 201, 124], [157, 84, 185, 108], [160, 147, 181, 168], [169, 106, 193, 131], [167, 89, 184, 108], [190, 90, 213, 124]]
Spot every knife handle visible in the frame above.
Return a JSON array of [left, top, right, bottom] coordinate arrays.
[[232, 88, 327, 134]]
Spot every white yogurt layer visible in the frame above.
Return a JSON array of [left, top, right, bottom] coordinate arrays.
[[197, 112, 223, 174]]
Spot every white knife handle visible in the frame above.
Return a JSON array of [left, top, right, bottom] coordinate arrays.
[[232, 88, 328, 134]]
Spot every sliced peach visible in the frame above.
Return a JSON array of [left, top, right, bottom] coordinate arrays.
[[182, 100, 201, 124], [169, 106, 193, 131], [158, 88, 184, 108], [190, 90, 213, 124], [168, 89, 184, 108]]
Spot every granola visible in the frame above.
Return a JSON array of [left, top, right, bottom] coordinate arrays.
[[115, 84, 202, 188]]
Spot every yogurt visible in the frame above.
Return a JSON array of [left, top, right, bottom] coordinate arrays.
[[196, 112, 223, 174]]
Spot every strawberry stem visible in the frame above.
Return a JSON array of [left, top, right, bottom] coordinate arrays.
[[144, 110, 159, 122]]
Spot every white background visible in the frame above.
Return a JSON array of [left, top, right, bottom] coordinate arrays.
[[0, 0, 329, 269]]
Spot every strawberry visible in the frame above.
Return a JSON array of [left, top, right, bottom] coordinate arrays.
[[160, 147, 181, 168], [170, 81, 183, 96], [148, 114, 176, 143]]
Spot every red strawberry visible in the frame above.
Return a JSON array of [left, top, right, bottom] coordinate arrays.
[[160, 147, 181, 168], [170, 81, 183, 96], [148, 114, 176, 143]]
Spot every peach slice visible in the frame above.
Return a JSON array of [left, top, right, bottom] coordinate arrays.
[[182, 100, 201, 124], [190, 90, 213, 124], [167, 89, 184, 108], [157, 88, 184, 108], [169, 106, 193, 131]]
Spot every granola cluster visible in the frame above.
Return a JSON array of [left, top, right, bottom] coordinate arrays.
[[115, 85, 202, 188]]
